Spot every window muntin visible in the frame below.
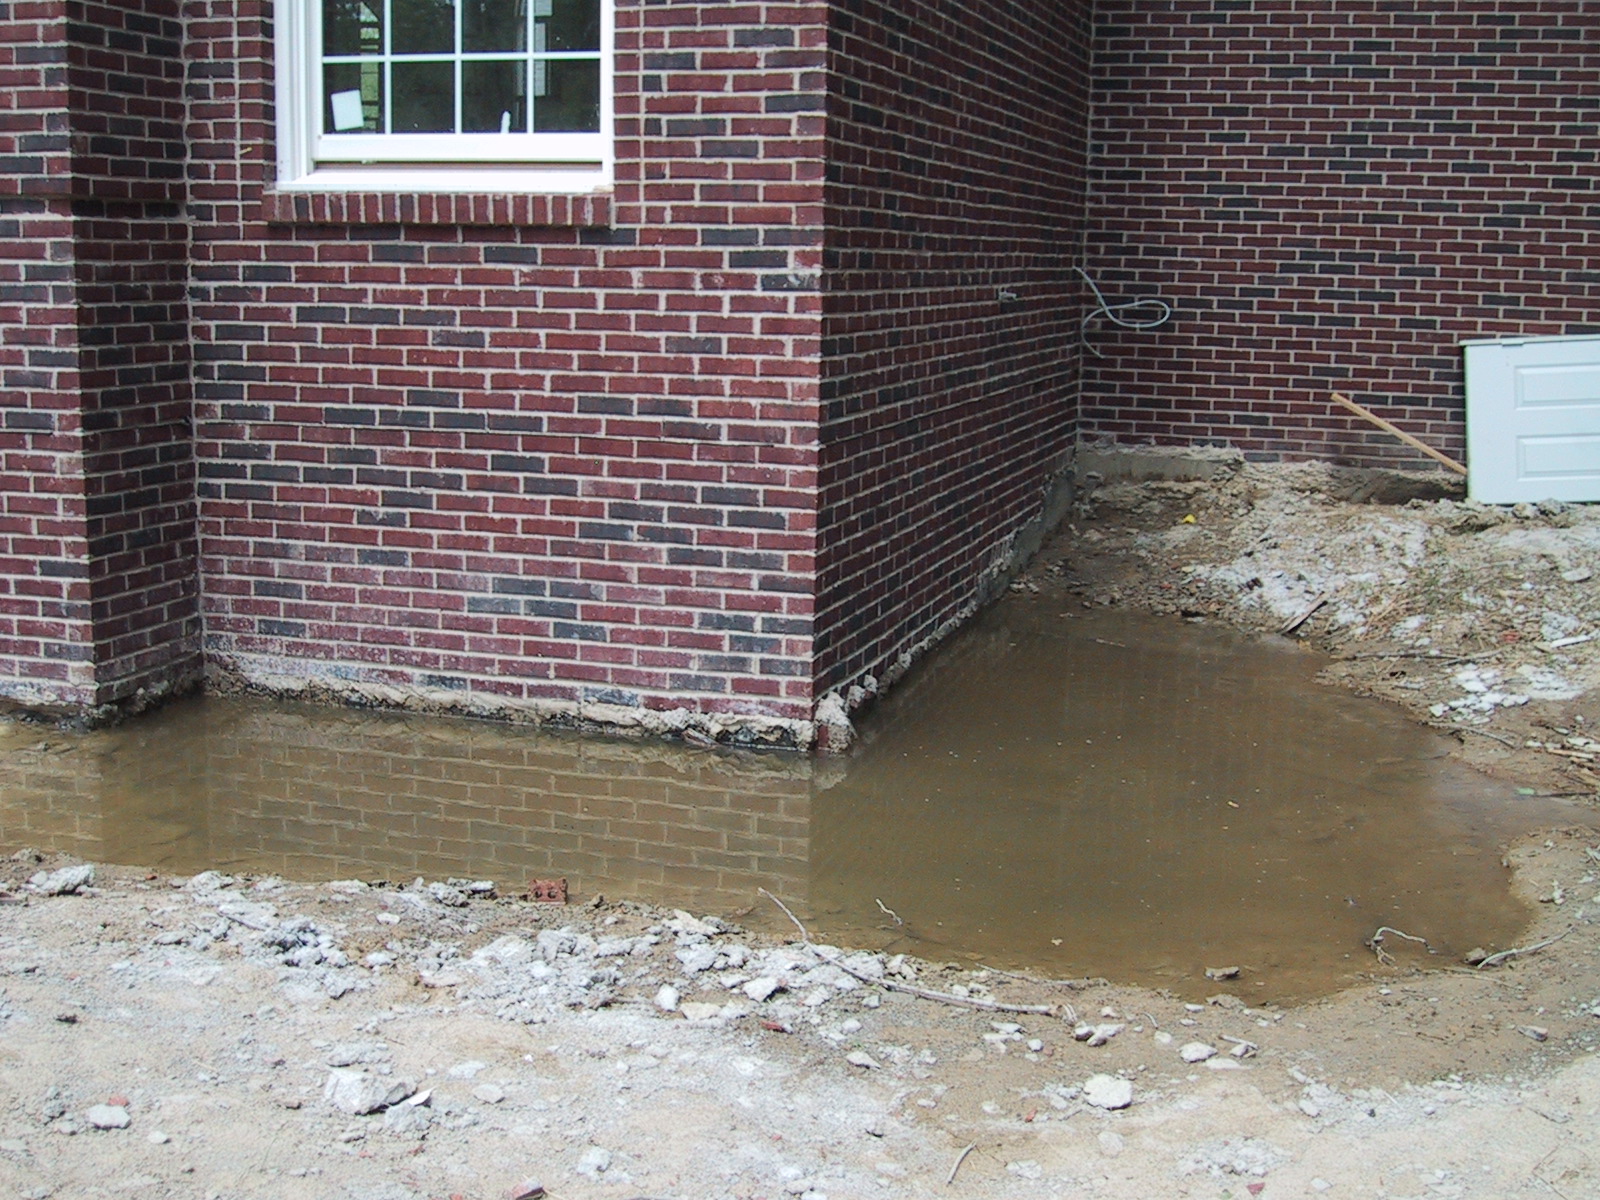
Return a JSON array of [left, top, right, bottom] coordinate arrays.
[[276, 0, 611, 190]]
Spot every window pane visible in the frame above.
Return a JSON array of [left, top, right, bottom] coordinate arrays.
[[392, 61, 456, 132], [324, 0, 382, 57], [463, 0, 525, 53], [533, 58, 599, 132], [323, 61, 384, 133], [540, 0, 598, 52], [393, 0, 455, 54], [463, 60, 526, 132]]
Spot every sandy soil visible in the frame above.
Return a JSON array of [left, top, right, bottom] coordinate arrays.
[[3, 457, 1600, 1200]]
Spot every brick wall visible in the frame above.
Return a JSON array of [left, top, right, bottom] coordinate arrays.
[[0, 0, 199, 712], [0, 0, 93, 707], [816, 0, 1093, 698], [70, 0, 201, 705], [1083, 0, 1600, 470], [184, 0, 829, 742]]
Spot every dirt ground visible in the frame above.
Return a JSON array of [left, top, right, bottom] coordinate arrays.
[[4, 454, 1600, 1200]]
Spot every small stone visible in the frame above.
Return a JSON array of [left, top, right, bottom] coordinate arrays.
[[1006, 1159, 1044, 1179], [471, 1084, 505, 1105], [1561, 567, 1593, 584], [1082, 1074, 1133, 1110], [447, 1061, 487, 1079], [1298, 1098, 1322, 1118], [678, 1001, 721, 1021], [1153, 1031, 1174, 1045], [147, 1131, 170, 1145], [1179, 1042, 1217, 1063], [1205, 966, 1241, 981], [1311, 1180, 1333, 1192], [845, 1050, 881, 1070], [575, 1146, 612, 1179], [654, 984, 680, 1012], [1520, 1025, 1549, 1042], [85, 1105, 129, 1131]]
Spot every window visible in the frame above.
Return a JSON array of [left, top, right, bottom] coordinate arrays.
[[275, 0, 612, 192]]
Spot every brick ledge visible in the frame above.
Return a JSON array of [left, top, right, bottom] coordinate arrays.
[[261, 189, 612, 227]]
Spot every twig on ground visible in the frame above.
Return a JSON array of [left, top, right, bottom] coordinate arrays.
[[1433, 725, 1520, 748], [1476, 928, 1573, 970], [947, 1143, 976, 1186], [760, 889, 1056, 1016], [975, 962, 1106, 990], [875, 898, 904, 926], [1367, 926, 1432, 966]]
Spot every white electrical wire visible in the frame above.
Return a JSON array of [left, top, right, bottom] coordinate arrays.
[[1074, 265, 1172, 357]]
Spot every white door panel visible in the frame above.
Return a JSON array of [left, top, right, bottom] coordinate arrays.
[[1464, 336, 1600, 504]]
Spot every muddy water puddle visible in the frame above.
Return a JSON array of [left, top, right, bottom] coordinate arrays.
[[2, 598, 1591, 1001]]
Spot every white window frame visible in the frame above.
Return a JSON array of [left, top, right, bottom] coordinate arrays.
[[274, 0, 613, 193]]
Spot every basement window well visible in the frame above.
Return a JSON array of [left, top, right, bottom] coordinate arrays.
[[1463, 335, 1600, 505]]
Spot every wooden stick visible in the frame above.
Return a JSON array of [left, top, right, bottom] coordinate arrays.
[[1330, 392, 1468, 475], [1279, 591, 1328, 636]]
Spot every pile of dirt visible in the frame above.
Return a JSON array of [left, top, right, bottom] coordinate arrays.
[[1023, 456, 1600, 798]]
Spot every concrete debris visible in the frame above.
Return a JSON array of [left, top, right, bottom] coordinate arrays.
[[84, 1105, 129, 1130], [574, 1146, 613, 1179], [743, 976, 782, 1002], [27, 865, 94, 896], [1179, 1137, 1290, 1178], [1074, 1022, 1125, 1047], [1082, 1074, 1134, 1110], [1180, 1042, 1218, 1063], [426, 881, 469, 907], [323, 1070, 414, 1115]]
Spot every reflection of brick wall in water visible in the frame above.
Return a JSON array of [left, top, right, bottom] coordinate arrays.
[[0, 733, 108, 860], [68, 700, 814, 912]]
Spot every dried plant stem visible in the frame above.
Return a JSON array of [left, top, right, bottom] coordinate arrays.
[[759, 889, 1056, 1017], [947, 1143, 976, 1186], [1477, 928, 1572, 970]]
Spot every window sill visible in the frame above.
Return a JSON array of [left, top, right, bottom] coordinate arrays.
[[262, 183, 612, 227]]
